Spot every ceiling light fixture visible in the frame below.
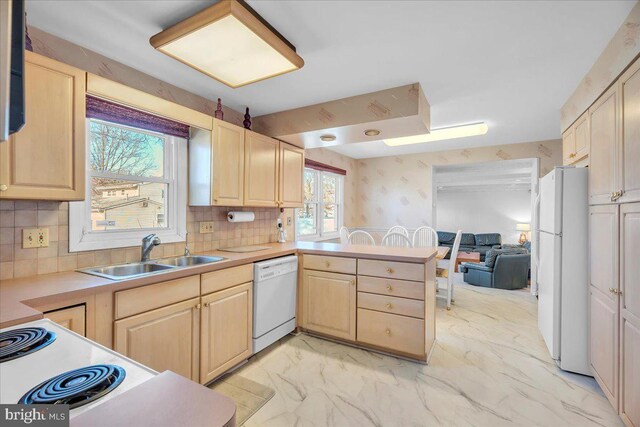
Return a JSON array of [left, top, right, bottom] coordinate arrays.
[[364, 129, 381, 136], [383, 122, 488, 147], [150, 0, 304, 88], [320, 134, 336, 142]]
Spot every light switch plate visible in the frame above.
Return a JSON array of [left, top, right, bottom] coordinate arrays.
[[23, 228, 49, 248], [199, 221, 214, 233]]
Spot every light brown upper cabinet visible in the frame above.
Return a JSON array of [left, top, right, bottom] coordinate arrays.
[[562, 126, 575, 166], [0, 52, 85, 200], [619, 59, 640, 204], [574, 112, 590, 163], [589, 84, 619, 205], [244, 130, 279, 207], [189, 119, 245, 206], [279, 142, 304, 208]]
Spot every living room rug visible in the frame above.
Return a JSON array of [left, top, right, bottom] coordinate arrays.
[[210, 375, 275, 425]]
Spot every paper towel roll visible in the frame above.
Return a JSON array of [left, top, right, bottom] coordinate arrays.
[[227, 211, 255, 223]]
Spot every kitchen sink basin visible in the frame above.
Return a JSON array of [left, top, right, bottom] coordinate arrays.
[[78, 262, 176, 280], [155, 255, 225, 267]]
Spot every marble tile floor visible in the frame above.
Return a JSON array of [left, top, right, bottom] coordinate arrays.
[[234, 281, 621, 427]]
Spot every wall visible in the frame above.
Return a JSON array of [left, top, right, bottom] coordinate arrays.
[[0, 201, 281, 280], [561, 2, 640, 131], [355, 139, 562, 228], [436, 189, 531, 244]]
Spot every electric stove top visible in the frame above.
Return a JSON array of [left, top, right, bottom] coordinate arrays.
[[0, 319, 156, 418]]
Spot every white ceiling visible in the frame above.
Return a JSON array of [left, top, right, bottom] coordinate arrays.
[[26, 0, 635, 159]]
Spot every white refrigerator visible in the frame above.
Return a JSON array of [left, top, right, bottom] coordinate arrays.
[[536, 167, 590, 375]]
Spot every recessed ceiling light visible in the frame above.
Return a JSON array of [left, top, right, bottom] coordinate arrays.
[[150, 0, 304, 88], [320, 134, 336, 142], [364, 129, 381, 136], [383, 122, 488, 146]]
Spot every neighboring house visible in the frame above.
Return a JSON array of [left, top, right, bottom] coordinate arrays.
[[91, 182, 166, 230]]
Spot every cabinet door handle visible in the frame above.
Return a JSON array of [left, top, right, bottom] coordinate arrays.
[[350, 280, 355, 286], [0, 184, 7, 191], [609, 287, 615, 293], [203, 302, 210, 307], [195, 303, 202, 309], [385, 328, 391, 335]]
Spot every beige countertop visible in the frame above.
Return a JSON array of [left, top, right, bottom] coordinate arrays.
[[71, 371, 236, 427], [0, 241, 445, 328]]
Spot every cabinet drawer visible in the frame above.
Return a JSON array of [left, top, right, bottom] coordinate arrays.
[[357, 308, 424, 357], [202, 264, 253, 295], [115, 275, 200, 320], [357, 292, 424, 319], [303, 255, 356, 274], [358, 259, 424, 282], [357, 276, 424, 300]]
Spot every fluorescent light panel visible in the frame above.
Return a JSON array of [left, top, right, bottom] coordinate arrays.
[[383, 122, 488, 146], [150, 0, 304, 88]]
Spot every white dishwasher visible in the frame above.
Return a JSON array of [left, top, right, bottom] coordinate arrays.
[[253, 255, 298, 353]]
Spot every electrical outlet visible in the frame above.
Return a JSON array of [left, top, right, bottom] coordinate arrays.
[[23, 228, 49, 248], [287, 216, 292, 226], [199, 221, 214, 233]]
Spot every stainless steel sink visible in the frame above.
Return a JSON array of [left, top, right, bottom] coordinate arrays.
[[78, 262, 176, 280], [155, 255, 225, 267]]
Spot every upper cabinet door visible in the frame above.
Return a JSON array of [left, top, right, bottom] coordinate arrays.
[[244, 130, 279, 207], [212, 119, 244, 206], [562, 127, 575, 166], [574, 111, 589, 163], [620, 59, 640, 204], [589, 85, 620, 205], [0, 52, 85, 200], [279, 142, 304, 208]]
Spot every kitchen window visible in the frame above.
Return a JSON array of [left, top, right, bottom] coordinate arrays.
[[69, 118, 187, 251], [296, 168, 343, 240]]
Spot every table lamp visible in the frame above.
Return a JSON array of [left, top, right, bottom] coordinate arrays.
[[516, 223, 531, 244]]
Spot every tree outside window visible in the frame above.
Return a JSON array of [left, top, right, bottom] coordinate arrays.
[[296, 168, 343, 239]]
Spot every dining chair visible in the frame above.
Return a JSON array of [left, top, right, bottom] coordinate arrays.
[[381, 231, 412, 247], [412, 226, 438, 247], [387, 225, 409, 237], [339, 226, 350, 244], [348, 230, 376, 245], [436, 229, 462, 310]]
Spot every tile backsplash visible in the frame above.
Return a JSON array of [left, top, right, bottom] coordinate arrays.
[[0, 200, 282, 280]]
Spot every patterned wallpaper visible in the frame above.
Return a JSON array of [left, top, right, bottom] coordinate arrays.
[[561, 1, 640, 131], [305, 139, 562, 231]]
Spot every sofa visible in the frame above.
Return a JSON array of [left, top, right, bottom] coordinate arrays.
[[459, 246, 530, 290], [437, 231, 502, 261]]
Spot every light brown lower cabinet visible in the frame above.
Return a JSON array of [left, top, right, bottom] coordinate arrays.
[[590, 203, 640, 427], [45, 305, 86, 336], [200, 282, 253, 385], [302, 269, 356, 341], [114, 297, 200, 382]]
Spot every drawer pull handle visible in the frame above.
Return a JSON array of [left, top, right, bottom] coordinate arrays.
[[386, 267, 394, 274], [386, 284, 393, 291], [325, 261, 331, 267], [386, 303, 392, 309], [385, 329, 391, 335], [0, 184, 7, 191]]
